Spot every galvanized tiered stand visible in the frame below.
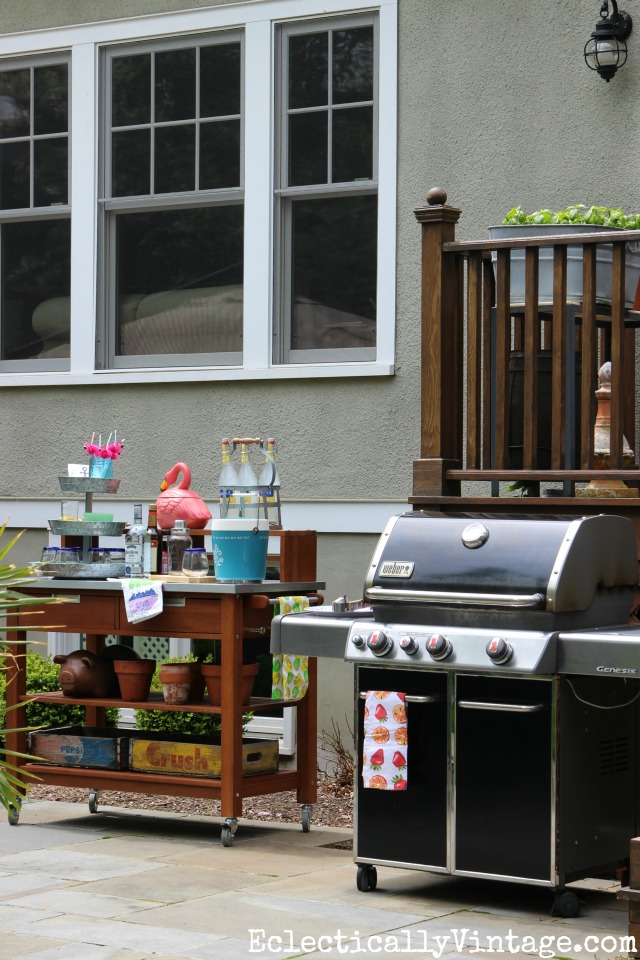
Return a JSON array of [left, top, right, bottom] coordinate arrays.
[[43, 476, 126, 578]]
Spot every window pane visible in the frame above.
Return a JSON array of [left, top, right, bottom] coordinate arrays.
[[34, 64, 68, 135], [0, 69, 30, 139], [200, 43, 241, 117], [1, 218, 70, 360], [289, 111, 327, 187], [34, 138, 68, 205], [332, 106, 373, 182], [290, 195, 376, 350], [114, 205, 243, 357], [332, 27, 374, 104], [200, 119, 240, 189], [112, 55, 151, 127], [0, 141, 30, 209], [112, 129, 150, 197], [288, 33, 328, 109], [155, 48, 196, 123], [155, 124, 195, 194]]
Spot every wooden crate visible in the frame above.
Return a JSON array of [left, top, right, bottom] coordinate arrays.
[[29, 727, 130, 770], [129, 733, 278, 778]]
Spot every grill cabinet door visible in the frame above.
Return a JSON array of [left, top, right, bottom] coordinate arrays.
[[356, 668, 448, 869], [454, 675, 554, 883]]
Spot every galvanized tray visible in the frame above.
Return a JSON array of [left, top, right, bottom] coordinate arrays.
[[49, 519, 126, 536], [58, 477, 120, 494], [38, 561, 126, 579]]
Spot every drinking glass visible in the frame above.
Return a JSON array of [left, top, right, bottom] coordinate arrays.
[[41, 546, 58, 563], [182, 547, 209, 578], [60, 500, 81, 520]]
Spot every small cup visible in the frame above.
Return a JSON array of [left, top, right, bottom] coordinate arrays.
[[41, 546, 58, 563], [60, 500, 80, 520], [182, 547, 210, 579], [58, 547, 76, 563], [90, 547, 108, 563], [109, 548, 125, 564]]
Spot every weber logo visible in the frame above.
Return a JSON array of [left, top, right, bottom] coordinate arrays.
[[380, 561, 414, 578], [596, 665, 638, 675]]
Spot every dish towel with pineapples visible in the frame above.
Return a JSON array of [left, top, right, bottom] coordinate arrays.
[[362, 691, 408, 790], [271, 596, 309, 700]]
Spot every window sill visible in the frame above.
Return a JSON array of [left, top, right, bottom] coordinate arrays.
[[0, 360, 394, 387]]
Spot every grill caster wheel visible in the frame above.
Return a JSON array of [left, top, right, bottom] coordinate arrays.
[[221, 818, 238, 847], [88, 790, 99, 814], [301, 804, 312, 833], [7, 798, 21, 825], [552, 889, 581, 918], [356, 865, 377, 892]]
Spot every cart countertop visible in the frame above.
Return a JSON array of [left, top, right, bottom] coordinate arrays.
[[23, 578, 325, 595]]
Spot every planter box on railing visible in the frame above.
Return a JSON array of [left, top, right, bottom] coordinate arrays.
[[489, 224, 640, 307]]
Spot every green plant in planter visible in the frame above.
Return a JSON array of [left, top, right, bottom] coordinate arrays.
[[159, 653, 199, 665], [503, 204, 640, 228]]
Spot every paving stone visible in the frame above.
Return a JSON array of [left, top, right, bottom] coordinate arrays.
[[6, 889, 156, 919], [0, 850, 165, 882], [17, 915, 223, 955]]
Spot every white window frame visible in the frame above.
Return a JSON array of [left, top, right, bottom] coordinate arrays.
[[0, 0, 397, 388]]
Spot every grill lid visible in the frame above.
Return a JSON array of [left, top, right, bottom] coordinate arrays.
[[364, 513, 638, 627]]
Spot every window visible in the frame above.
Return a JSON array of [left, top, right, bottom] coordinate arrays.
[[100, 35, 244, 368], [275, 17, 378, 363], [0, 0, 396, 385], [0, 57, 70, 370]]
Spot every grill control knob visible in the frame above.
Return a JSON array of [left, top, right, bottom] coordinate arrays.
[[427, 634, 452, 660], [399, 635, 418, 655], [367, 630, 394, 657], [486, 636, 513, 664], [351, 634, 366, 649]]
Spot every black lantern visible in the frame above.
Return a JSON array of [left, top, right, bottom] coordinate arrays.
[[584, 0, 633, 80]]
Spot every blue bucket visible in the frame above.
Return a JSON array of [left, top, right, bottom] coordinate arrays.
[[210, 519, 269, 582]]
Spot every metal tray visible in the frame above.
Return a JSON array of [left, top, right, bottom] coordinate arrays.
[[48, 520, 126, 536], [58, 477, 120, 494], [38, 561, 126, 579]]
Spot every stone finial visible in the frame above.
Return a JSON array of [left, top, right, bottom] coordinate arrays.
[[426, 187, 447, 206]]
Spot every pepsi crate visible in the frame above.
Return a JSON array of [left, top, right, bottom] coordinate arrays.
[[29, 727, 130, 770]]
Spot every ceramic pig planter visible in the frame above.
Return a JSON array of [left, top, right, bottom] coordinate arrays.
[[54, 645, 139, 697]]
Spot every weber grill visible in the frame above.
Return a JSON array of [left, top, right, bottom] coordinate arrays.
[[271, 512, 640, 915]]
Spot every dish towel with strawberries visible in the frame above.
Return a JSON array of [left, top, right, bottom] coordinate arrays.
[[362, 691, 408, 790], [271, 596, 309, 700]]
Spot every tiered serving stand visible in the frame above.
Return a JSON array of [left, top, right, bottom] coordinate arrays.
[[41, 477, 126, 578]]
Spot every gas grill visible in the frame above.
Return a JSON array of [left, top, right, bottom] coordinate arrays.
[[271, 512, 640, 915]]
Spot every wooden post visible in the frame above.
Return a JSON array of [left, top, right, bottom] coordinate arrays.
[[413, 187, 462, 497], [617, 836, 640, 957]]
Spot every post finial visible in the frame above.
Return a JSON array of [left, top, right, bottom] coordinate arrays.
[[426, 187, 447, 206]]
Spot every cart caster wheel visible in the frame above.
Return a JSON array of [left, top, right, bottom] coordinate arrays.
[[356, 865, 377, 892], [301, 804, 313, 833], [7, 798, 21, 825], [221, 818, 238, 847], [88, 790, 99, 814], [552, 889, 581, 918]]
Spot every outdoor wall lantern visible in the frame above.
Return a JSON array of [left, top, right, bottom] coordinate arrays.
[[584, 0, 633, 81]]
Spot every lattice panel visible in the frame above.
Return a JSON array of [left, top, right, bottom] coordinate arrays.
[[103, 635, 169, 660]]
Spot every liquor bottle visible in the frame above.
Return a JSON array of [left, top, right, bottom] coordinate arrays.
[[258, 438, 281, 525], [146, 504, 159, 574], [237, 442, 258, 517], [218, 438, 239, 518], [124, 503, 145, 576]]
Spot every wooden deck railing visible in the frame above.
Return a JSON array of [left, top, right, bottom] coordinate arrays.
[[411, 187, 640, 510]]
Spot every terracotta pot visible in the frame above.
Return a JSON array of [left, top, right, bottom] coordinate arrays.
[[189, 662, 205, 702], [113, 659, 156, 702], [201, 662, 258, 706], [159, 663, 192, 704]]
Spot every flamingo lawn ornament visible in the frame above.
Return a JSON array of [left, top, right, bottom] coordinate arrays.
[[156, 462, 212, 531]]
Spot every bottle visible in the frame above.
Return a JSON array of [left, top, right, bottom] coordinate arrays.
[[124, 502, 145, 576], [237, 442, 258, 517], [218, 438, 240, 518], [258, 438, 281, 526], [146, 504, 159, 574], [167, 519, 192, 574]]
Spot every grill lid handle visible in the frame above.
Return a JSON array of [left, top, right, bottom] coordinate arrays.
[[364, 586, 545, 609]]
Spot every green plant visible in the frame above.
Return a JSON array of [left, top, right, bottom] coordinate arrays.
[[159, 653, 198, 665], [0, 524, 68, 814], [502, 204, 640, 229]]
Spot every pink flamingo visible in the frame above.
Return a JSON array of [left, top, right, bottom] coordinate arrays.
[[156, 462, 211, 531]]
